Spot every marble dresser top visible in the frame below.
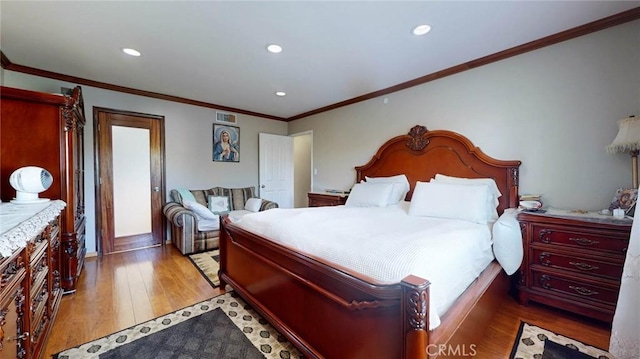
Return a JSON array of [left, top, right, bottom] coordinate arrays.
[[0, 200, 66, 258]]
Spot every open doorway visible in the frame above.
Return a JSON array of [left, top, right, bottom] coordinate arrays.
[[292, 131, 313, 208]]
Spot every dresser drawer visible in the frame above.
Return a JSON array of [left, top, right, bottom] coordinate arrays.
[[533, 225, 628, 254], [30, 277, 49, 331], [531, 248, 623, 280], [30, 256, 49, 295], [29, 234, 48, 267], [532, 270, 619, 306]]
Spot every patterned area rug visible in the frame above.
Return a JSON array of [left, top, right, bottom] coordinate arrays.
[[510, 321, 612, 359], [188, 249, 220, 287], [54, 292, 302, 358]]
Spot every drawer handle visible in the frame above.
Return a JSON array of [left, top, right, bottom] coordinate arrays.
[[539, 274, 552, 289], [569, 261, 598, 271], [569, 285, 598, 296], [538, 252, 552, 266], [7, 331, 29, 342], [539, 229, 553, 243], [569, 237, 599, 246]]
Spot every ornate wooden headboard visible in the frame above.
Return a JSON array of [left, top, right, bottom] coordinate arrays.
[[355, 125, 521, 214]]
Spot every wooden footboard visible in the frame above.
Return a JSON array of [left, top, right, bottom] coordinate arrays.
[[220, 218, 508, 359], [220, 218, 431, 359]]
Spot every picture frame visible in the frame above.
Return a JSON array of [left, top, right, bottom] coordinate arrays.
[[216, 111, 237, 124], [608, 187, 638, 214], [213, 124, 240, 162]]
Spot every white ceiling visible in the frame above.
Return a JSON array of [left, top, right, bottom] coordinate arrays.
[[1, 1, 638, 120]]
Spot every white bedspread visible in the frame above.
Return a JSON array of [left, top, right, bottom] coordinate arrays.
[[235, 202, 495, 330]]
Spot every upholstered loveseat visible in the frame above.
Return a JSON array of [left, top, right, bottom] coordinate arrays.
[[163, 186, 278, 255]]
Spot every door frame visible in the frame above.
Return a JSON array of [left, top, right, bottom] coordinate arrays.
[[93, 107, 166, 256]]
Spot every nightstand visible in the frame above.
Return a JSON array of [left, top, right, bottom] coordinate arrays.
[[307, 192, 348, 207], [517, 210, 631, 322]]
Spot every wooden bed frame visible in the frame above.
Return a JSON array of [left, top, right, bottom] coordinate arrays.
[[219, 125, 521, 358]]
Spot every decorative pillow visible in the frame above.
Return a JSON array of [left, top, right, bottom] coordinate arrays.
[[408, 181, 492, 224], [492, 209, 523, 275], [211, 187, 255, 211], [175, 188, 197, 204], [208, 195, 230, 214], [432, 174, 501, 222], [245, 198, 263, 212], [365, 174, 410, 204], [345, 182, 397, 207], [183, 199, 219, 220]]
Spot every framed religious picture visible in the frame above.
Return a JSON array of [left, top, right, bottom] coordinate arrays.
[[608, 187, 638, 214], [213, 124, 240, 162]]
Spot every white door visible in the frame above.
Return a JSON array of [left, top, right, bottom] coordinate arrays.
[[259, 133, 294, 208]]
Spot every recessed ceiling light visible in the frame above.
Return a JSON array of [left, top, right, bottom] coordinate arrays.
[[275, 91, 286, 97], [267, 44, 283, 53], [122, 48, 141, 56], [412, 25, 431, 36]]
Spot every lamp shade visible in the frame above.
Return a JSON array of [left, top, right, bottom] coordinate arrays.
[[9, 166, 53, 204], [607, 116, 640, 154]]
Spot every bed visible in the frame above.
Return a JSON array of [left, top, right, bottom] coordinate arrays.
[[219, 125, 521, 358]]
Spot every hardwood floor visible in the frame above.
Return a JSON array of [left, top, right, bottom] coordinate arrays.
[[43, 244, 220, 358], [43, 245, 611, 358], [474, 290, 612, 357]]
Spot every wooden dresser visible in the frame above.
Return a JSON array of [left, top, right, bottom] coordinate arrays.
[[0, 200, 66, 358], [307, 192, 348, 207], [1, 86, 86, 293], [517, 211, 631, 322]]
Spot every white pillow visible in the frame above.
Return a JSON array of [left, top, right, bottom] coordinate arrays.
[[208, 195, 230, 214], [197, 218, 220, 232], [409, 181, 491, 224], [183, 199, 219, 220], [245, 198, 263, 212], [492, 209, 523, 275], [345, 182, 396, 207], [365, 174, 410, 204], [432, 174, 501, 221]]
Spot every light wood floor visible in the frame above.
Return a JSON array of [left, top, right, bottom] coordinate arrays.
[[43, 245, 611, 358]]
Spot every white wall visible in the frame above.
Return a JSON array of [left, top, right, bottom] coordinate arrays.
[[288, 20, 640, 212], [2, 72, 288, 254]]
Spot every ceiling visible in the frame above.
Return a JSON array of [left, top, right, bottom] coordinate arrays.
[[1, 1, 639, 121]]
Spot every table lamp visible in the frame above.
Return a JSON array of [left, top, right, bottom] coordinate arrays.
[[607, 115, 640, 188], [9, 166, 53, 204]]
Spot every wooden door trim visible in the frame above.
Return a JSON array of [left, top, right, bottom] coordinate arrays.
[[93, 107, 166, 256]]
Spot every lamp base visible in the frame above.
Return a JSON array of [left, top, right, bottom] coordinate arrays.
[[10, 198, 51, 204], [11, 190, 50, 204]]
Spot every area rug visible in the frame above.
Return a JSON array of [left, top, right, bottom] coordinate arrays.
[[54, 292, 302, 358], [188, 249, 220, 287], [509, 321, 612, 359]]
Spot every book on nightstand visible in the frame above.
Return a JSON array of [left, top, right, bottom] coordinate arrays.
[[519, 194, 542, 212]]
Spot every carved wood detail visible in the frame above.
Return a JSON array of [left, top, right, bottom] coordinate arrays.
[[406, 125, 429, 151], [404, 283, 429, 330], [510, 167, 519, 186], [0, 307, 7, 350]]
